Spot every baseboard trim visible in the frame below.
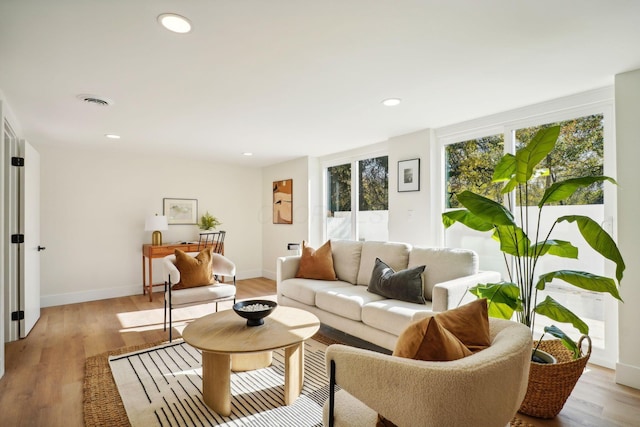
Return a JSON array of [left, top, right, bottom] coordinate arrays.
[[41, 271, 267, 307], [616, 362, 640, 389], [41, 285, 141, 307]]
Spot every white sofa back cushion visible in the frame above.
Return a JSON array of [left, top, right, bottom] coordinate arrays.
[[356, 242, 411, 286], [408, 247, 478, 300], [330, 240, 363, 284]]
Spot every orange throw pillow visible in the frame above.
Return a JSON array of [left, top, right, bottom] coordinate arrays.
[[435, 298, 491, 353], [295, 240, 337, 280], [172, 247, 215, 290]]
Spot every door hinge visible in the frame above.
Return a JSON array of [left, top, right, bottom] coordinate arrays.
[[11, 234, 25, 244], [11, 311, 25, 321], [11, 156, 24, 167]]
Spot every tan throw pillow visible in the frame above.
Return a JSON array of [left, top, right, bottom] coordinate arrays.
[[392, 315, 472, 361], [435, 298, 491, 353], [172, 247, 215, 290], [295, 240, 337, 280]]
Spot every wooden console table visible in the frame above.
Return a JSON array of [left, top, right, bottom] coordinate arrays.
[[142, 242, 223, 301]]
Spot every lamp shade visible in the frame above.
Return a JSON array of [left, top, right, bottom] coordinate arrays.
[[145, 215, 168, 231]]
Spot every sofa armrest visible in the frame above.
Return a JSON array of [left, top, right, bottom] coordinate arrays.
[[276, 256, 300, 284], [431, 270, 501, 312]]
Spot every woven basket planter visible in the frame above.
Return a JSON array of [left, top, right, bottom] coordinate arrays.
[[519, 336, 591, 418]]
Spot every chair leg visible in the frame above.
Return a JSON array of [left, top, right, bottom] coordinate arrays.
[[329, 360, 336, 427]]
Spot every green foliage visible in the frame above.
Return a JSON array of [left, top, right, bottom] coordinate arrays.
[[327, 164, 352, 214], [199, 211, 221, 230], [358, 156, 388, 211], [327, 156, 389, 215], [442, 125, 625, 359]]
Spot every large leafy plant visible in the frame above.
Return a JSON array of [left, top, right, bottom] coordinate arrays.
[[442, 126, 625, 357]]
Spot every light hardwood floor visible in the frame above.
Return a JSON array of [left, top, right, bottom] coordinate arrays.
[[0, 277, 638, 426]]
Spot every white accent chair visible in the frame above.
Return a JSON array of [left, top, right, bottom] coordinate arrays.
[[324, 318, 532, 427], [163, 252, 237, 341]]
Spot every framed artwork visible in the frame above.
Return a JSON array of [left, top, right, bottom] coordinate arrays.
[[398, 158, 420, 192], [273, 179, 293, 224], [163, 198, 198, 224]]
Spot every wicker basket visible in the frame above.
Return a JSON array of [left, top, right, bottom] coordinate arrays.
[[518, 336, 591, 418]]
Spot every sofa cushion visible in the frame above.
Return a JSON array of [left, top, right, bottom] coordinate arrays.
[[330, 239, 363, 284], [316, 285, 387, 321], [408, 247, 478, 300], [172, 247, 215, 289], [296, 240, 337, 281], [279, 278, 351, 306], [167, 283, 236, 306], [361, 299, 433, 336], [367, 258, 426, 304], [357, 242, 411, 285]]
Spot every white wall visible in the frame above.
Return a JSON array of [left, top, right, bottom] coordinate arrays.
[[36, 144, 263, 306], [615, 68, 640, 389], [261, 156, 312, 279], [387, 129, 437, 246]]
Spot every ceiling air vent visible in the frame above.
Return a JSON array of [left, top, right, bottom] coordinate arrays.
[[76, 94, 114, 106]]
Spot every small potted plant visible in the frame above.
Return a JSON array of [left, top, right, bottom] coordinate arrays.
[[442, 125, 625, 418], [198, 211, 222, 231]]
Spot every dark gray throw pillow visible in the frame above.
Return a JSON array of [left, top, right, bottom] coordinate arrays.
[[367, 258, 426, 304]]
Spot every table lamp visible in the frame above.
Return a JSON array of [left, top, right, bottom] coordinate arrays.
[[145, 214, 168, 246]]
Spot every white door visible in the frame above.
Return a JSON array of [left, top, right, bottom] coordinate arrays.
[[20, 140, 41, 337]]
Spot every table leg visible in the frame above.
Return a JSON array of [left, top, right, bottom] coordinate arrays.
[[147, 256, 153, 302], [142, 255, 147, 296], [284, 342, 304, 405], [202, 352, 231, 416]]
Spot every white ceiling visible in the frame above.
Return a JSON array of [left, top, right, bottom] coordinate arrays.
[[1, 1, 639, 167]]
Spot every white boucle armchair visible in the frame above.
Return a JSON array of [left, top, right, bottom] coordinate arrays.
[[323, 318, 532, 427]]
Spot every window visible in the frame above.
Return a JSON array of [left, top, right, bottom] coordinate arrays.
[[326, 155, 388, 241], [515, 114, 604, 206], [445, 134, 504, 208], [441, 109, 615, 367]]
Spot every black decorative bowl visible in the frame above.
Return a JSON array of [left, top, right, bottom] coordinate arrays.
[[233, 300, 278, 326]]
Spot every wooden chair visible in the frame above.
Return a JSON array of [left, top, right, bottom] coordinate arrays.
[[197, 230, 225, 253], [162, 251, 236, 341]]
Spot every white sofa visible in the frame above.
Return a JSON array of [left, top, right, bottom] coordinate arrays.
[[276, 240, 501, 351]]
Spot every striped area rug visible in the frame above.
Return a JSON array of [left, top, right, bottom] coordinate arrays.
[[109, 339, 330, 427]]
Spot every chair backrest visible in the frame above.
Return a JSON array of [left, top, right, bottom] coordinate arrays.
[[198, 230, 225, 253]]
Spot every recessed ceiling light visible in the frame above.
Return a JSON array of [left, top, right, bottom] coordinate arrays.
[[105, 134, 121, 140], [243, 152, 253, 156], [158, 13, 192, 34], [382, 98, 402, 107]]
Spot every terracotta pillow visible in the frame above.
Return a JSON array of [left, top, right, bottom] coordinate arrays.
[[435, 298, 491, 353], [295, 240, 337, 280], [172, 247, 215, 290], [392, 315, 472, 360]]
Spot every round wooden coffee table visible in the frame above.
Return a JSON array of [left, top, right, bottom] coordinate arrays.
[[182, 305, 320, 416]]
